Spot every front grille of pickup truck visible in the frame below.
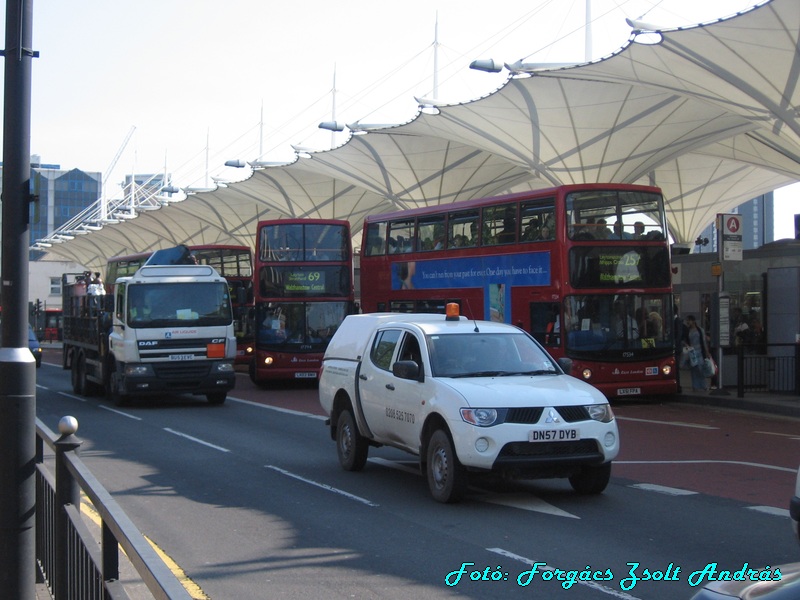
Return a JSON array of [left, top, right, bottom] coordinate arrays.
[[498, 439, 601, 459]]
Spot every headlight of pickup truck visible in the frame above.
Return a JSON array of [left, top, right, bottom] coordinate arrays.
[[214, 362, 234, 373], [125, 364, 154, 377], [586, 404, 614, 423], [460, 408, 500, 427]]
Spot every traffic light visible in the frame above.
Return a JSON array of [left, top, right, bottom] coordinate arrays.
[[34, 299, 42, 314]]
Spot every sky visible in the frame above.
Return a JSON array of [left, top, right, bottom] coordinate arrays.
[[2, 0, 797, 238]]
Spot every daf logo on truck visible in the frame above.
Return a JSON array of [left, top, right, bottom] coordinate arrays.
[[61, 245, 237, 407]]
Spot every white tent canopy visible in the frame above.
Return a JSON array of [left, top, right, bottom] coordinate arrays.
[[37, 0, 799, 274]]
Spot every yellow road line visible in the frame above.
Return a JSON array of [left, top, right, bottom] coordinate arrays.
[[81, 496, 210, 599]]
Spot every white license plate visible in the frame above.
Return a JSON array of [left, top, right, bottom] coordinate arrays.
[[170, 354, 195, 361], [617, 387, 641, 396], [295, 372, 318, 379], [529, 429, 580, 442]]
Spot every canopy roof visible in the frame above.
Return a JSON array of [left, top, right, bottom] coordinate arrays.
[[38, 0, 799, 274]]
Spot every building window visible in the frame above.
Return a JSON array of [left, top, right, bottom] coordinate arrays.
[[49, 277, 61, 296]]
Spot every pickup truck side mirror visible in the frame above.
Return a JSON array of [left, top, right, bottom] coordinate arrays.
[[393, 360, 423, 382], [557, 357, 573, 375]]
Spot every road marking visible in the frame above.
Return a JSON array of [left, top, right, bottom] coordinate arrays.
[[265, 465, 379, 507], [482, 493, 581, 518], [57, 391, 87, 402], [228, 396, 326, 420], [487, 547, 642, 599], [755, 430, 800, 441], [163, 428, 230, 452], [616, 459, 796, 473], [99, 405, 143, 420], [747, 506, 791, 518], [80, 497, 209, 599], [615, 416, 717, 430], [629, 483, 697, 496]]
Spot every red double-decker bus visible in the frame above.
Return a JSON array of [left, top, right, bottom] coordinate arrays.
[[359, 183, 677, 399], [106, 244, 254, 365], [250, 219, 355, 384]]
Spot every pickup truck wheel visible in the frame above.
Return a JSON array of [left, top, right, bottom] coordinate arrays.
[[336, 409, 368, 471], [569, 462, 611, 494], [207, 393, 227, 405], [426, 429, 467, 503]]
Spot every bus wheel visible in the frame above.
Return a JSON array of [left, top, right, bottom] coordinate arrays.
[[207, 393, 226, 405], [336, 409, 368, 471], [569, 462, 611, 494], [426, 428, 467, 503], [248, 360, 259, 385]]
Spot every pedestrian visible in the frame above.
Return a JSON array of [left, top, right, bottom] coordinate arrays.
[[673, 305, 686, 393], [682, 314, 710, 392]]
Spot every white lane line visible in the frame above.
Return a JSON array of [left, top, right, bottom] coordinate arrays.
[[748, 506, 791, 518], [629, 483, 697, 496], [616, 459, 796, 473], [483, 494, 580, 518], [98, 405, 143, 420], [163, 428, 230, 453], [754, 431, 800, 440], [57, 391, 87, 402], [265, 465, 379, 507], [487, 548, 642, 599], [615, 416, 717, 430], [227, 396, 326, 420]]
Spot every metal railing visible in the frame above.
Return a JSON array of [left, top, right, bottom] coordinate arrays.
[[35, 416, 193, 599], [735, 343, 800, 398]]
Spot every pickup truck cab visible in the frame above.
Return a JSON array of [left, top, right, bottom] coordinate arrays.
[[319, 305, 619, 503]]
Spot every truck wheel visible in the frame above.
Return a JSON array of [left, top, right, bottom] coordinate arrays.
[[207, 393, 227, 405], [569, 463, 611, 494], [106, 365, 129, 407], [336, 409, 368, 471], [71, 353, 86, 396], [426, 428, 467, 503]]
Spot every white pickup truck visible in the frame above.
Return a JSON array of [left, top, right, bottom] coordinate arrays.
[[318, 306, 619, 503]]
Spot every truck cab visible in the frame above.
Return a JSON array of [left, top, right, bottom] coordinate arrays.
[[63, 260, 236, 405]]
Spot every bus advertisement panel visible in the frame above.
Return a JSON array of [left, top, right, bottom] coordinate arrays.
[[359, 183, 676, 399], [251, 219, 355, 384], [107, 245, 254, 365]]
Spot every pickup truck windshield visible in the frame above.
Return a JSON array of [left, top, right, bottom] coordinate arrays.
[[428, 332, 558, 378], [126, 282, 232, 328]]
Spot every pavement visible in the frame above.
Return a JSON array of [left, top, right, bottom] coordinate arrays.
[[671, 367, 800, 420]]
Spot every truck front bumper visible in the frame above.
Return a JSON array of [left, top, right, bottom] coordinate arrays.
[[120, 360, 236, 396]]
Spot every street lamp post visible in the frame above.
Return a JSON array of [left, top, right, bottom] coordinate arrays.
[[0, 1, 38, 598]]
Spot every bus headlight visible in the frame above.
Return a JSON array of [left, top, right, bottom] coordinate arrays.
[[586, 404, 614, 423], [263, 356, 274, 366], [662, 364, 672, 376], [581, 368, 593, 380], [460, 408, 500, 427]]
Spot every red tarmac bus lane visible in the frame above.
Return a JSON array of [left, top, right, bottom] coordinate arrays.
[[230, 371, 326, 416], [612, 402, 799, 510]]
